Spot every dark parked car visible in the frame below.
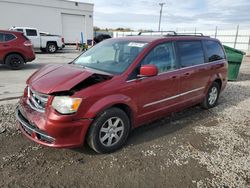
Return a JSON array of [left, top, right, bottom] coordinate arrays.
[[16, 34, 228, 153], [94, 34, 112, 44], [0, 30, 35, 69]]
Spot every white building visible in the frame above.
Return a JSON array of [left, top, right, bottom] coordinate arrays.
[[0, 0, 94, 43]]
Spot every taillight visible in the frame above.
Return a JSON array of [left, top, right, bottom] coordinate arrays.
[[24, 40, 33, 47], [61, 37, 65, 44], [23, 86, 28, 97]]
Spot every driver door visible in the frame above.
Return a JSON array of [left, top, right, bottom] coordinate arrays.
[[126, 42, 181, 126]]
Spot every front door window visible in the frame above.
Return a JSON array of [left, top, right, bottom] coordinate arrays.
[[141, 42, 177, 73]]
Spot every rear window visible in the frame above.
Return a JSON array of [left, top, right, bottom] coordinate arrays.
[[16, 29, 24, 33], [26, 29, 37, 36], [177, 41, 205, 67], [204, 40, 226, 62]]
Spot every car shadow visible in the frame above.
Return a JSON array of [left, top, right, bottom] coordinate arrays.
[[35, 49, 79, 55], [127, 106, 205, 147], [126, 81, 250, 148], [0, 63, 46, 71]]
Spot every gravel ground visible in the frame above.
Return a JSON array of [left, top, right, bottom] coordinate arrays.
[[0, 58, 249, 188]]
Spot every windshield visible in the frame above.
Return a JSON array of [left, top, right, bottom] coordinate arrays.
[[73, 39, 148, 74]]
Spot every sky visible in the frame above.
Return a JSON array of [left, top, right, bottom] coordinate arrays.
[[74, 0, 250, 31]]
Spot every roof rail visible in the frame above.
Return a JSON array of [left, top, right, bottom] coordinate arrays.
[[175, 32, 204, 36], [138, 31, 177, 36], [136, 31, 209, 38]]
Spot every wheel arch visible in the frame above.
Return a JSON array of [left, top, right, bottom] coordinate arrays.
[[206, 73, 223, 93], [83, 95, 138, 128], [110, 103, 134, 129], [46, 41, 58, 47], [213, 78, 222, 89], [4, 52, 26, 64]]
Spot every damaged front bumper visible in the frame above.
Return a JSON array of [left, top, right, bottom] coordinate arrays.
[[16, 97, 93, 148], [16, 106, 56, 144]]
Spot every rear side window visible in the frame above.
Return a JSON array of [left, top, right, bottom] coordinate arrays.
[[0, 33, 16, 42], [0, 33, 4, 42], [26, 29, 37, 36], [177, 41, 205, 68], [204, 40, 225, 62], [5, 34, 16, 41]]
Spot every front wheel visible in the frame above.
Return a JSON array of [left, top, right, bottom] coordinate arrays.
[[202, 82, 220, 109], [87, 108, 130, 154]]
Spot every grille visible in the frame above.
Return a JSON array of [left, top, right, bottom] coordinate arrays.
[[27, 87, 48, 113]]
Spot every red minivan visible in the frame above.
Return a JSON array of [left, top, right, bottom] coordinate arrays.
[[0, 30, 35, 69], [16, 34, 228, 153]]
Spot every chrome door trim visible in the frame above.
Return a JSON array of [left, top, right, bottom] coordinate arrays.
[[143, 87, 205, 108]]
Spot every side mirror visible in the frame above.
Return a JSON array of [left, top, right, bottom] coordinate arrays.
[[139, 65, 158, 77]]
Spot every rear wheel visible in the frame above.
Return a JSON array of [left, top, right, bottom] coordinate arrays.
[[46, 43, 57, 53], [87, 108, 130, 154], [202, 82, 220, 109], [5, 54, 25, 70]]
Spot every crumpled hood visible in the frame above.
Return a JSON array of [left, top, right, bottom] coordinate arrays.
[[27, 64, 94, 94]]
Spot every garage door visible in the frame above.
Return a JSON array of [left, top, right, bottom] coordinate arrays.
[[62, 14, 85, 44]]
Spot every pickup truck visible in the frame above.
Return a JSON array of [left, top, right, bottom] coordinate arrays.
[[10, 27, 65, 53]]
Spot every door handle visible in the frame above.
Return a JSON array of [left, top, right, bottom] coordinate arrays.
[[3, 44, 9, 47], [184, 72, 190, 76], [171, 75, 178, 79], [199, 68, 207, 71]]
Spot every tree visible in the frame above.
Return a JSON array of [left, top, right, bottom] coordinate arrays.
[[93, 26, 100, 31]]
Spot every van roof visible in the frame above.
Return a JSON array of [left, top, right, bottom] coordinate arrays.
[[110, 35, 217, 43]]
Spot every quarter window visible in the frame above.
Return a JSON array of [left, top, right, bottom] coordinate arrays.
[[0, 33, 16, 42], [26, 29, 37, 36], [5, 34, 16, 41], [177, 41, 205, 67], [204, 40, 225, 62], [140, 42, 177, 73]]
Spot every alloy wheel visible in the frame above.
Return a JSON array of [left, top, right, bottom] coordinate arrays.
[[10, 58, 21, 68], [49, 44, 56, 53], [99, 117, 124, 147], [208, 87, 218, 105]]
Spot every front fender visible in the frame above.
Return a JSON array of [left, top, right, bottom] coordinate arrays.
[[84, 94, 138, 120]]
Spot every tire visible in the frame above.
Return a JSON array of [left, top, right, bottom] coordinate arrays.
[[5, 54, 25, 70], [87, 108, 130, 154], [202, 82, 221, 109], [46, 43, 57, 53]]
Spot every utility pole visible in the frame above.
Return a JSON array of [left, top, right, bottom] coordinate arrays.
[[158, 3, 165, 31]]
